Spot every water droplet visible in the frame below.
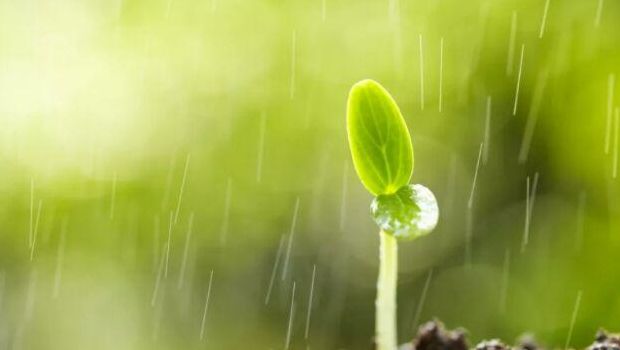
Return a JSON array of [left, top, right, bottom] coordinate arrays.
[[370, 184, 439, 241]]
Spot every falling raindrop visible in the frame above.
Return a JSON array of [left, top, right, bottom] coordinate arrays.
[[538, 0, 550, 38], [513, 44, 525, 116], [506, 11, 518, 76], [177, 212, 194, 289], [265, 234, 285, 305], [30, 200, 42, 261], [419, 34, 425, 111], [200, 270, 215, 341], [605, 74, 616, 154], [339, 161, 349, 231], [483, 96, 491, 164], [521, 173, 539, 253], [575, 191, 587, 251], [411, 269, 433, 331], [438, 37, 444, 113], [499, 249, 511, 314], [468, 143, 484, 209], [29, 178, 34, 249], [151, 246, 166, 307], [220, 178, 233, 245], [109, 172, 117, 221], [174, 154, 190, 224], [595, 0, 605, 27], [285, 281, 296, 350], [519, 69, 548, 163], [164, 211, 173, 278], [613, 107, 619, 178], [281, 197, 301, 280], [256, 112, 267, 183], [52, 217, 68, 298], [289, 30, 297, 100], [564, 290, 583, 350], [305, 264, 317, 340]]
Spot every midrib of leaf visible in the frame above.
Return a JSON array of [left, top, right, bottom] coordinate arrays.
[[364, 88, 394, 189], [354, 103, 388, 191], [378, 94, 404, 191], [353, 94, 389, 193]]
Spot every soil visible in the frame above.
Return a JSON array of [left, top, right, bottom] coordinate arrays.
[[395, 320, 619, 350]]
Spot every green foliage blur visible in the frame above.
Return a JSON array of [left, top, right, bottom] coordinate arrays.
[[0, 0, 619, 349]]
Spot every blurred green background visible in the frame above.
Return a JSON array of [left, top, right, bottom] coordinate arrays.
[[0, 0, 619, 349]]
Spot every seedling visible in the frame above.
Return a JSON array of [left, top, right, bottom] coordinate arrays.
[[346, 79, 439, 350]]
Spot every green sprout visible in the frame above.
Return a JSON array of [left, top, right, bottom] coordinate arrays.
[[346, 79, 439, 350]]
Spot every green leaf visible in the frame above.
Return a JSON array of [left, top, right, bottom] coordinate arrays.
[[346, 79, 414, 195]]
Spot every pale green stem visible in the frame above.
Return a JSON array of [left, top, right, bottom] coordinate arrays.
[[376, 230, 398, 350]]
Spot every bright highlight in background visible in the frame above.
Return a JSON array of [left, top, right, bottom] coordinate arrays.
[[0, 0, 617, 349]]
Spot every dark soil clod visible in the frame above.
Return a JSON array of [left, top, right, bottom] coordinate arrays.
[[476, 339, 510, 350], [404, 320, 468, 350], [589, 330, 620, 350], [398, 321, 620, 350]]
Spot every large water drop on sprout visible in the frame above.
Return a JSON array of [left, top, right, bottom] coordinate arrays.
[[371, 184, 439, 240]]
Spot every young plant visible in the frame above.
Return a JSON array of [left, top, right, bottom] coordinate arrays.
[[346, 79, 439, 350]]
